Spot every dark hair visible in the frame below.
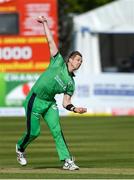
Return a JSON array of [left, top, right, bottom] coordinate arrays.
[[69, 51, 82, 58], [66, 51, 82, 63]]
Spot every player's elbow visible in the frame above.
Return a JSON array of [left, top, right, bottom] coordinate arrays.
[[62, 102, 67, 109], [62, 100, 69, 109]]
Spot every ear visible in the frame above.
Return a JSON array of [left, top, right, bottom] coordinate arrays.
[[68, 58, 73, 63]]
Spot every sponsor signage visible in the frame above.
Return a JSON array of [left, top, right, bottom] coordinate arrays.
[[0, 0, 58, 72], [0, 0, 58, 116]]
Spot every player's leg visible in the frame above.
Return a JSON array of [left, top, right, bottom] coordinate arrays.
[[43, 103, 79, 170], [16, 93, 41, 165], [43, 103, 70, 160], [17, 112, 41, 152]]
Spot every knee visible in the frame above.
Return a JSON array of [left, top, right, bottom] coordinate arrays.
[[52, 126, 61, 138], [30, 130, 40, 139]]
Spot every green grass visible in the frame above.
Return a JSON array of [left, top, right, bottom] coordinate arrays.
[[0, 116, 134, 179]]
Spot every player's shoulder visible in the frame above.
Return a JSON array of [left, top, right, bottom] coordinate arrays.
[[52, 52, 63, 59], [49, 52, 65, 67]]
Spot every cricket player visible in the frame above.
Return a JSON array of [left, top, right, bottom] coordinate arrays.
[[16, 16, 87, 170]]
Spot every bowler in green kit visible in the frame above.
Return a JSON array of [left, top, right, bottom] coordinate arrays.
[[16, 16, 87, 170]]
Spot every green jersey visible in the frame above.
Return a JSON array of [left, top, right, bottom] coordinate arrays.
[[31, 53, 75, 101]]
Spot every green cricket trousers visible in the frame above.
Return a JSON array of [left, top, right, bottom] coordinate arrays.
[[17, 92, 71, 160]]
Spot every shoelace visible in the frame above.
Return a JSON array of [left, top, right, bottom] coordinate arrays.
[[17, 152, 26, 159], [69, 161, 75, 166], [66, 157, 76, 166]]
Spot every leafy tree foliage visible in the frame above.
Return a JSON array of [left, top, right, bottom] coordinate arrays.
[[58, 0, 73, 57], [63, 0, 115, 13], [58, 0, 115, 57]]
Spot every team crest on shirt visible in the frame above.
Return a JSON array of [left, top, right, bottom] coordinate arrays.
[[68, 81, 73, 86]]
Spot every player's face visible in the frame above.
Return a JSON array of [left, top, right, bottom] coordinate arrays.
[[70, 55, 83, 70]]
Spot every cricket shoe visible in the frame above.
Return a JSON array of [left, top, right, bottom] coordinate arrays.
[[63, 157, 79, 171], [16, 144, 27, 166]]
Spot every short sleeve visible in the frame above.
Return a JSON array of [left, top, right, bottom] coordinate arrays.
[[65, 80, 75, 96], [49, 52, 65, 67]]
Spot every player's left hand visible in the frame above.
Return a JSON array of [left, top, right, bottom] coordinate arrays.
[[74, 107, 87, 114]]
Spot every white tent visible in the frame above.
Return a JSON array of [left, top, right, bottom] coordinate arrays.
[[71, 0, 134, 116], [73, 0, 134, 74]]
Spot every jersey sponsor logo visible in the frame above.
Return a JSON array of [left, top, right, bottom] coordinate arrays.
[[54, 75, 67, 90], [32, 112, 39, 117]]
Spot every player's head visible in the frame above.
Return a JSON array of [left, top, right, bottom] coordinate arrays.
[[67, 51, 83, 72]]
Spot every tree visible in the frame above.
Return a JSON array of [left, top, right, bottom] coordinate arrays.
[[58, 0, 74, 57], [67, 0, 114, 13], [58, 0, 115, 57]]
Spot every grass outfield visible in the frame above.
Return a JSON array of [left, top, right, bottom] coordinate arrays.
[[0, 116, 134, 179]]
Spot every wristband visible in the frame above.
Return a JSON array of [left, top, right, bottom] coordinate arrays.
[[66, 104, 76, 112]]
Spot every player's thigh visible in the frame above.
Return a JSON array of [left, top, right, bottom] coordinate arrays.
[[43, 103, 60, 131], [25, 95, 41, 136], [30, 112, 41, 136]]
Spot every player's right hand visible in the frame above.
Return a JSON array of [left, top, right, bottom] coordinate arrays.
[[36, 16, 47, 23]]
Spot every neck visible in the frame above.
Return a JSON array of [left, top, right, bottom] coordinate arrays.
[[67, 62, 74, 73]]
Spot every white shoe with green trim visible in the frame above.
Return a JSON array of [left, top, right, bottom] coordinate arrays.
[[63, 157, 79, 170], [16, 145, 27, 166]]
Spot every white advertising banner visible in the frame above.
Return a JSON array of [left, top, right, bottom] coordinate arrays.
[[1, 73, 134, 116], [72, 73, 134, 116]]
